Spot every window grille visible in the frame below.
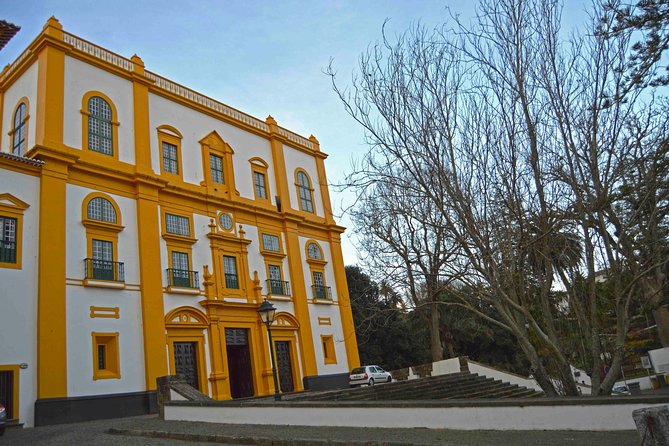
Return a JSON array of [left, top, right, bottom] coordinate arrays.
[[210, 154, 224, 183], [87, 197, 117, 223], [88, 96, 113, 155], [307, 242, 322, 260], [165, 214, 190, 236], [162, 142, 179, 174], [12, 103, 26, 156], [253, 171, 267, 198], [297, 171, 314, 212], [262, 234, 280, 252]]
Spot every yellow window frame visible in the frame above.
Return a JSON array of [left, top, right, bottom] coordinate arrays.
[[92, 332, 120, 380], [81, 91, 120, 159], [0, 193, 29, 269]]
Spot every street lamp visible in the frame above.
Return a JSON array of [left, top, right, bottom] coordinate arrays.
[[258, 299, 281, 401]]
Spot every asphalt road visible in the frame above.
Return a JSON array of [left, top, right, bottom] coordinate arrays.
[[0, 415, 641, 446]]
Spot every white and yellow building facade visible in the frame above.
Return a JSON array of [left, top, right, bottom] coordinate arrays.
[[0, 18, 359, 426]]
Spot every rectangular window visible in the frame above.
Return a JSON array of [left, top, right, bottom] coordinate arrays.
[[0, 216, 17, 264], [92, 332, 120, 380], [91, 239, 114, 280], [210, 154, 224, 184], [322, 335, 337, 364], [261, 233, 280, 252], [223, 255, 239, 289], [162, 141, 179, 174], [170, 251, 192, 287], [268, 264, 285, 294], [97, 344, 106, 370], [165, 213, 190, 236], [253, 171, 267, 199]]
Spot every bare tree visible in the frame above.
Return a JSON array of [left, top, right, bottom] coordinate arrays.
[[332, 0, 669, 396]]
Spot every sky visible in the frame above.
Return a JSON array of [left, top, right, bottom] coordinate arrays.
[[1, 0, 588, 264]]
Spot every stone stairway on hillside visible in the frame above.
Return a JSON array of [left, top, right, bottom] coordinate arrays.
[[286, 371, 544, 401]]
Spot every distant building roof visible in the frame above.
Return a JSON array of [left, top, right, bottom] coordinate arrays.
[[0, 20, 20, 52], [0, 151, 44, 167]]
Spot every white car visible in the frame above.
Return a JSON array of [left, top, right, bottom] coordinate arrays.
[[349, 365, 392, 387]]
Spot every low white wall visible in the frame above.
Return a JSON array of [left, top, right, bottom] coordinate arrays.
[[648, 347, 669, 373], [466, 360, 542, 391], [432, 358, 461, 376], [165, 402, 662, 431], [617, 375, 653, 391]]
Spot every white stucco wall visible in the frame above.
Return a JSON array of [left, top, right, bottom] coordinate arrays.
[[148, 93, 276, 202], [1, 62, 38, 154], [0, 169, 40, 427], [283, 145, 323, 216], [62, 56, 135, 164], [166, 402, 666, 431], [64, 184, 145, 396]]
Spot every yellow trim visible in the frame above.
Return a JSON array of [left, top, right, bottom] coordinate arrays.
[[0, 193, 29, 269], [200, 130, 237, 198], [0, 365, 19, 421], [36, 156, 70, 399], [81, 90, 120, 159], [161, 208, 196, 241], [294, 168, 316, 214], [34, 25, 68, 399], [207, 222, 253, 299], [165, 307, 209, 395], [157, 125, 183, 180], [91, 331, 121, 380], [8, 97, 30, 155], [281, 222, 317, 377], [321, 335, 337, 365], [249, 157, 271, 203], [135, 182, 168, 390], [90, 306, 120, 318], [329, 232, 360, 369], [81, 191, 123, 227], [317, 317, 331, 326], [270, 315, 302, 392]]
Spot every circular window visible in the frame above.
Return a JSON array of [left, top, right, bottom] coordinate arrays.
[[219, 213, 233, 231]]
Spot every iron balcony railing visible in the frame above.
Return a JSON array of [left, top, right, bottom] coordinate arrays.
[[267, 279, 291, 296], [0, 241, 16, 263], [84, 258, 125, 282], [225, 273, 239, 289], [167, 268, 199, 289], [312, 285, 332, 300]]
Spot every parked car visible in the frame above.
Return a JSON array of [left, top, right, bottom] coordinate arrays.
[[611, 384, 630, 396], [349, 365, 392, 387], [0, 402, 6, 436]]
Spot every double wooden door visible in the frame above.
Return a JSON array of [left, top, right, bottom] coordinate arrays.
[[275, 341, 294, 393], [173, 342, 199, 390]]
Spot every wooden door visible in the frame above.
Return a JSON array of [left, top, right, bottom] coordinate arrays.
[[275, 341, 294, 393], [174, 342, 199, 390], [225, 328, 254, 398], [0, 369, 15, 420]]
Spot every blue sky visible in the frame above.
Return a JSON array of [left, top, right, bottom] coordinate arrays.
[[2, 1, 587, 264]]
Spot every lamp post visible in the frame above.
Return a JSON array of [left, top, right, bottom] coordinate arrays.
[[258, 299, 281, 401]]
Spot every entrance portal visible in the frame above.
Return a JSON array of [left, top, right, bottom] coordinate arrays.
[[225, 328, 254, 398], [173, 342, 199, 390], [275, 341, 294, 393]]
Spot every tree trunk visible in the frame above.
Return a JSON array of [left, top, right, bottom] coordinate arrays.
[[429, 302, 444, 362]]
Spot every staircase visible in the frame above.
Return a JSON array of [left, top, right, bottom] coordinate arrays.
[[287, 371, 544, 401]]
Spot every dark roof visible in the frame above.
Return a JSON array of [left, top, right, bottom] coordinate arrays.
[[0, 20, 20, 52], [0, 151, 44, 167]]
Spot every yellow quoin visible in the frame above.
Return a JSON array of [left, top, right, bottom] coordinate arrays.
[[0, 17, 359, 427]]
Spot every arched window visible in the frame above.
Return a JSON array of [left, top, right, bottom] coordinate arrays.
[[307, 242, 322, 260], [88, 96, 113, 155], [12, 102, 27, 156], [87, 197, 117, 223], [296, 171, 314, 213]]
